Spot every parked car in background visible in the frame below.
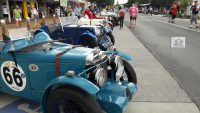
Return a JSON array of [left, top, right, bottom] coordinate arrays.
[[39, 23, 115, 51]]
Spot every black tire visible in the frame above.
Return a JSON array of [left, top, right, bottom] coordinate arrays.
[[79, 36, 98, 48], [47, 87, 103, 113], [123, 59, 137, 84], [107, 33, 115, 45]]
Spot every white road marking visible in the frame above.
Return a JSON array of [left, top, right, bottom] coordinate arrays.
[[17, 103, 40, 113], [152, 19, 200, 33]]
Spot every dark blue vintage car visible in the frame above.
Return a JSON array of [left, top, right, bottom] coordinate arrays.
[[0, 27, 137, 113], [39, 23, 115, 51]]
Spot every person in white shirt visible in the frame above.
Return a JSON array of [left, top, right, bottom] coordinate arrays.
[[31, 5, 39, 29], [2, 4, 9, 19], [55, 6, 61, 17]]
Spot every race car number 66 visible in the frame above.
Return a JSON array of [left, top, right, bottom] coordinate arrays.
[[1, 61, 26, 91]]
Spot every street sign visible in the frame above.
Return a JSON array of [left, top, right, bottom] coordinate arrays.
[[171, 37, 186, 48], [60, 0, 67, 7]]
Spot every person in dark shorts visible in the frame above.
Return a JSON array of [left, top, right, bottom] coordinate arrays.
[[128, 4, 138, 28], [190, 1, 199, 28], [118, 6, 125, 29], [171, 4, 177, 23]]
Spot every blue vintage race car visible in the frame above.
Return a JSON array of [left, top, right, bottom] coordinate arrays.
[[39, 23, 115, 51], [0, 28, 137, 113]]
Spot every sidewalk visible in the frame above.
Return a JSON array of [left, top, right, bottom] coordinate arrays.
[[0, 17, 59, 40], [112, 24, 199, 113]]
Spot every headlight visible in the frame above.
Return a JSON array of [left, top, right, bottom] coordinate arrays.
[[95, 68, 107, 87], [85, 49, 106, 65], [94, 26, 101, 36], [104, 25, 111, 32]]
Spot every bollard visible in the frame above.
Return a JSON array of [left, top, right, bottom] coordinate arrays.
[[41, 15, 46, 26], [26, 17, 31, 31], [0, 19, 9, 40], [53, 14, 56, 24]]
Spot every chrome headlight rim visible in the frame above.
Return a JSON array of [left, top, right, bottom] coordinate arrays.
[[86, 49, 107, 66], [94, 26, 102, 36]]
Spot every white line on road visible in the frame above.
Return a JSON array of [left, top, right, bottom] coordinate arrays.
[[152, 19, 200, 33]]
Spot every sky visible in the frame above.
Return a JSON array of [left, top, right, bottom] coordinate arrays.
[[114, 0, 128, 5]]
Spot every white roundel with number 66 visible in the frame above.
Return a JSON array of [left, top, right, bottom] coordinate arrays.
[[1, 61, 26, 92]]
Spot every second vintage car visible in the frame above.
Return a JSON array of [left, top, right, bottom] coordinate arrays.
[[39, 23, 115, 51]]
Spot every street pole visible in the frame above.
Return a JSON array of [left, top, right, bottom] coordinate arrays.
[[43, 0, 47, 16], [6, 0, 11, 22], [0, 0, 3, 19]]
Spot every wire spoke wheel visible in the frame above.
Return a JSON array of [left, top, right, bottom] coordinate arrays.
[[47, 87, 103, 113]]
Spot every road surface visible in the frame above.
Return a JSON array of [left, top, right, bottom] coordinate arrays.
[[125, 14, 200, 110]]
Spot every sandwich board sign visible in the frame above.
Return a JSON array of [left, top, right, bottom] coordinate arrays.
[[171, 37, 186, 48]]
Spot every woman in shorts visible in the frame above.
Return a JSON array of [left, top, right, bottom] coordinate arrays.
[[128, 4, 138, 28], [13, 5, 22, 28]]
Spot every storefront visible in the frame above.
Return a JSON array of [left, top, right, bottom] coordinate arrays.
[[1, 0, 37, 22], [37, 0, 60, 17]]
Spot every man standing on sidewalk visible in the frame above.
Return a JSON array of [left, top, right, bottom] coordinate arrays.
[[190, 0, 199, 28], [118, 6, 125, 29]]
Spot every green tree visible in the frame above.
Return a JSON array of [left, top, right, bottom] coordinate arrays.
[[179, 0, 190, 13], [125, 0, 174, 7]]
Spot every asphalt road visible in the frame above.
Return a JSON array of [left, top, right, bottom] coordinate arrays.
[[124, 14, 200, 110]]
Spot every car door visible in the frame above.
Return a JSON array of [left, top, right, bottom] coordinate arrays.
[[0, 49, 32, 100]]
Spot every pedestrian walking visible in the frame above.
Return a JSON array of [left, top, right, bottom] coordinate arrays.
[[66, 5, 73, 16], [13, 5, 22, 28], [118, 6, 125, 29], [190, 0, 199, 28], [128, 4, 138, 28], [74, 2, 82, 19], [149, 6, 153, 16], [84, 6, 95, 19], [55, 6, 61, 17], [171, 4, 177, 23], [31, 5, 39, 29], [168, 5, 172, 22]]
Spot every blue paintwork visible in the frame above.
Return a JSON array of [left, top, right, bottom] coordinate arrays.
[[39, 24, 97, 45], [38, 25, 133, 60], [105, 50, 133, 61], [96, 81, 137, 113], [0, 31, 137, 113]]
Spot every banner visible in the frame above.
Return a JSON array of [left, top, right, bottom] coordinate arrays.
[[60, 0, 67, 7]]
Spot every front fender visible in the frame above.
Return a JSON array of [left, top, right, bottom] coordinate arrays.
[[41, 76, 99, 113], [105, 50, 133, 61], [79, 31, 96, 39]]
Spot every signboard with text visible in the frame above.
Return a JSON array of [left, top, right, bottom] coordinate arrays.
[[171, 37, 186, 48]]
